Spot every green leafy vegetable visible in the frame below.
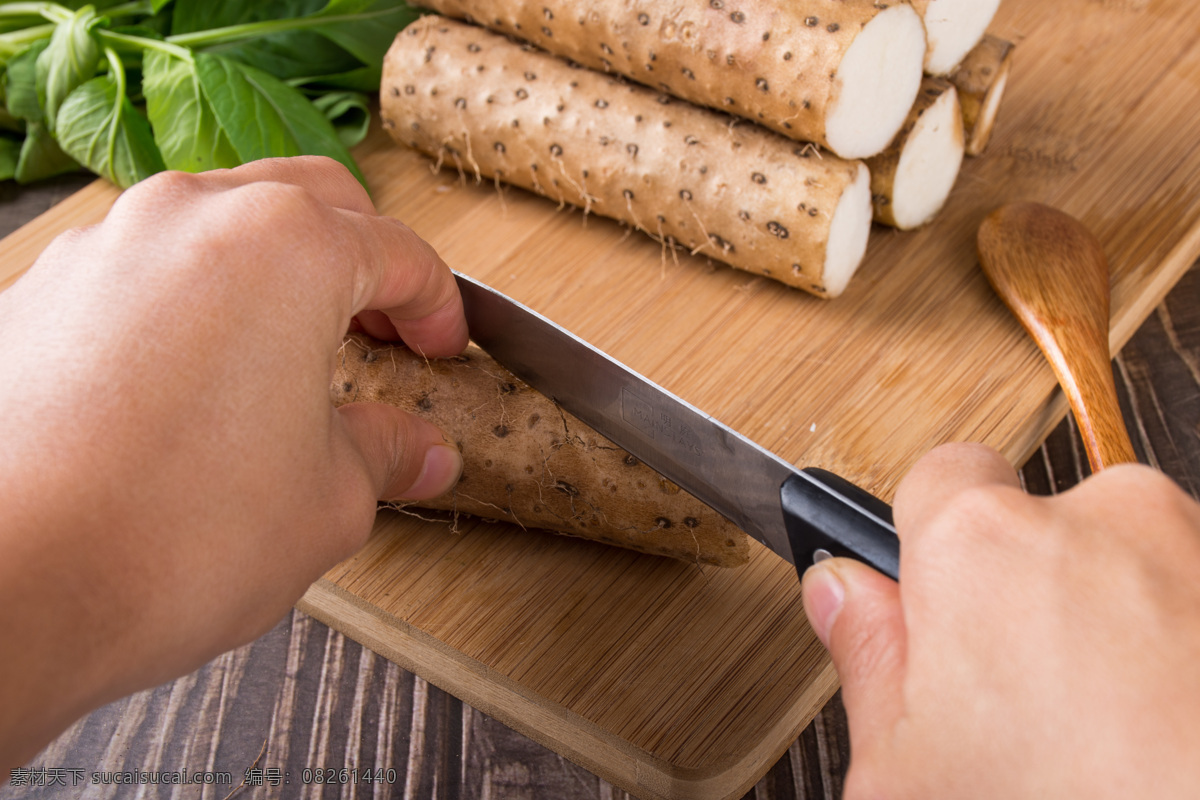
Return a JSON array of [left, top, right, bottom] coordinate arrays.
[[310, 1, 417, 73], [0, 135, 19, 180], [0, 107, 20, 133], [55, 49, 164, 186], [0, 0, 417, 187], [36, 5, 102, 134], [141, 48, 239, 172], [311, 89, 369, 148], [169, 1, 319, 35], [195, 52, 362, 182], [15, 120, 78, 182], [5, 40, 49, 123]]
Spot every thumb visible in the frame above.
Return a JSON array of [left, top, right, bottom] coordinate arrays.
[[802, 558, 906, 752], [335, 402, 463, 501]]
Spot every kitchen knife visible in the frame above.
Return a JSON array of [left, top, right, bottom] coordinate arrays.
[[454, 272, 900, 582]]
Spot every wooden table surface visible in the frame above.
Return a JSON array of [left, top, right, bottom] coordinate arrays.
[[3, 172, 1199, 799]]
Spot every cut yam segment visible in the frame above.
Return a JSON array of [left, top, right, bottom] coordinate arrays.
[[381, 16, 875, 298], [410, 0, 928, 160], [823, 163, 873, 297], [911, 0, 1004, 75], [868, 78, 964, 230], [332, 334, 752, 567], [950, 35, 1015, 156], [826, 3, 931, 159]]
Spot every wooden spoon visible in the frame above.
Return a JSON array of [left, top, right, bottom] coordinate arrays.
[[977, 202, 1137, 472]]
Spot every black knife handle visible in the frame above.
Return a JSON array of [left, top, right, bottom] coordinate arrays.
[[781, 469, 900, 582]]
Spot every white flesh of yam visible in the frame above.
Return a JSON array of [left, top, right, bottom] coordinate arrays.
[[381, 16, 874, 297], [910, 0, 1003, 76], [949, 34, 1014, 156], [867, 78, 964, 230], [410, 0, 928, 160]]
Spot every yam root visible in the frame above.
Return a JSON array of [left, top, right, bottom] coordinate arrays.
[[409, 0, 927, 160], [381, 16, 873, 298], [909, 0, 1003, 76], [332, 334, 752, 568], [867, 77, 964, 230], [949, 34, 1015, 157]]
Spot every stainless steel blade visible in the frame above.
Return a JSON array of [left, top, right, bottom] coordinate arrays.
[[455, 272, 799, 564]]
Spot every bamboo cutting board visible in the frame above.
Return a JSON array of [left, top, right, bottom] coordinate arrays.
[[4, 1, 1200, 797]]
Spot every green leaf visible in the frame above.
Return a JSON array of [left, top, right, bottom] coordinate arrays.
[[167, 0, 415, 85], [150, 0, 173, 11], [288, 64, 377, 92], [0, 134, 19, 180], [310, 90, 368, 148], [56, 73, 165, 187], [315, 0, 377, 13], [61, 0, 138, 10], [310, 1, 415, 69], [207, 29, 362, 83], [5, 40, 48, 123], [195, 52, 362, 182], [170, 0, 323, 35], [0, 65, 17, 131], [36, 6, 103, 134], [142, 48, 239, 172], [15, 119, 79, 183], [0, 106, 21, 132]]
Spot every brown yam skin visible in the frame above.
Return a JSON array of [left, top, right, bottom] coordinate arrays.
[[867, 77, 961, 228], [410, 0, 899, 152], [381, 16, 866, 296], [332, 334, 751, 568], [949, 35, 1014, 157]]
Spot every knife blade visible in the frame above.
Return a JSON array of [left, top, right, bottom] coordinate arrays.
[[454, 272, 900, 582]]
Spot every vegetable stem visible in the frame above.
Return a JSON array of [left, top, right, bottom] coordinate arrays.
[[166, 8, 405, 49], [97, 28, 192, 62], [0, 3, 70, 25], [103, 46, 125, 180], [0, 21, 53, 58]]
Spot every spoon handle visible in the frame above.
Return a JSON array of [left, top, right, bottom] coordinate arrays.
[[1038, 326, 1138, 472]]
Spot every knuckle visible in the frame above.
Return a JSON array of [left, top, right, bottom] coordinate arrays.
[[205, 182, 340, 277], [293, 154, 356, 184], [231, 180, 326, 224], [101, 170, 205, 236], [121, 168, 204, 207], [927, 484, 1017, 546]]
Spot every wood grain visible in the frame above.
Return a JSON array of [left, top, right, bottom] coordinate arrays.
[[5, 0, 1200, 797]]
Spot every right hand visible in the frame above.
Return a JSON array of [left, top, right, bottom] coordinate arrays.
[[802, 443, 1200, 798]]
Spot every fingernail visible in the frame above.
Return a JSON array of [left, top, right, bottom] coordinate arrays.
[[403, 443, 463, 500], [802, 562, 845, 648]]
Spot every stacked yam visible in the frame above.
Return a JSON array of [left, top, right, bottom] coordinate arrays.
[[383, 17, 872, 296], [867, 77, 965, 231], [410, 0, 930, 160], [910, 0, 1004, 76], [382, 1, 1016, 292], [950, 34, 1016, 156]]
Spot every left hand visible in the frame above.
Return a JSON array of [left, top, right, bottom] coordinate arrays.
[[0, 157, 468, 766]]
